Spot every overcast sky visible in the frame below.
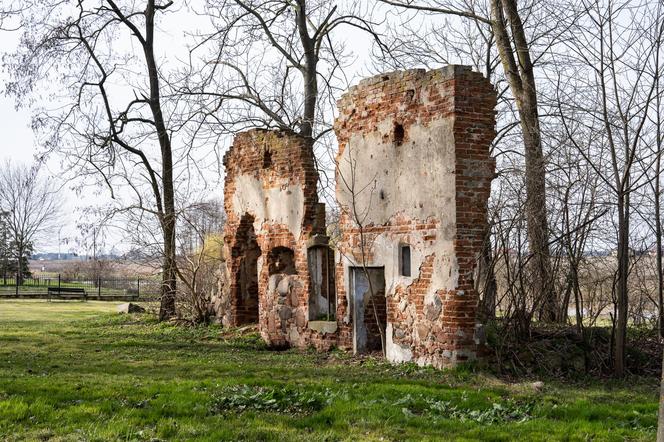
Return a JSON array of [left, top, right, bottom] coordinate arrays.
[[0, 24, 89, 254], [1, 29, 35, 165]]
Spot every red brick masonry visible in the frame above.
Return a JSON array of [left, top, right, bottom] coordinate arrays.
[[334, 66, 496, 367], [217, 129, 328, 347], [215, 66, 496, 367]]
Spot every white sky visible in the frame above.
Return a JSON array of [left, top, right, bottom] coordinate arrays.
[[0, 30, 36, 165], [0, 1, 647, 257]]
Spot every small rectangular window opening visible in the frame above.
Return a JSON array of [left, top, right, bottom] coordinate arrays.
[[400, 245, 411, 277]]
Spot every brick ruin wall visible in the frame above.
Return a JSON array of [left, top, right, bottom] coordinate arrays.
[[334, 66, 496, 367], [213, 66, 496, 367], [213, 129, 333, 348]]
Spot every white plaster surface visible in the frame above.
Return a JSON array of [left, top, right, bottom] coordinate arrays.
[[337, 118, 460, 291], [232, 174, 305, 238], [337, 118, 456, 229]]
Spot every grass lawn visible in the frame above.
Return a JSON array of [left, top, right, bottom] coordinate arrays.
[[0, 301, 659, 441]]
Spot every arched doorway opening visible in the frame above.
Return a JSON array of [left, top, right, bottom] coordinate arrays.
[[233, 214, 261, 324]]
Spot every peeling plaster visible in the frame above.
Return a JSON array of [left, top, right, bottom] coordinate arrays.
[[232, 174, 305, 238], [337, 118, 462, 364], [336, 118, 460, 301], [337, 119, 456, 227], [386, 323, 413, 362]]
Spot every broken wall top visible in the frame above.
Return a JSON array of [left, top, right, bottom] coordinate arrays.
[[223, 129, 317, 185], [335, 65, 497, 150], [334, 65, 496, 229]]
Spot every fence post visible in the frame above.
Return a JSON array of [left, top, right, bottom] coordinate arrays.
[[15, 272, 18, 297], [97, 277, 101, 299], [137, 277, 140, 299]]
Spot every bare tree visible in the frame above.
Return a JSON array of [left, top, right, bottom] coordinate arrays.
[[379, 0, 560, 321], [554, 0, 664, 375], [0, 160, 60, 284], [191, 0, 379, 139], [175, 200, 225, 324], [638, 60, 664, 338], [659, 356, 664, 441], [0, 1, 23, 31], [4, 0, 205, 320], [183, 0, 385, 208]]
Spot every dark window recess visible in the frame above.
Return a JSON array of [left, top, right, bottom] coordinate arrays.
[[393, 123, 405, 146], [268, 246, 296, 275], [262, 149, 273, 168], [405, 89, 415, 101], [400, 245, 411, 277]]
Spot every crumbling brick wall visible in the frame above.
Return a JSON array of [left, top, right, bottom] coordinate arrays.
[[334, 66, 496, 367], [212, 129, 327, 347]]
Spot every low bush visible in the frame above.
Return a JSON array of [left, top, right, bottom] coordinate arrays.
[[394, 393, 534, 424], [210, 385, 333, 415]]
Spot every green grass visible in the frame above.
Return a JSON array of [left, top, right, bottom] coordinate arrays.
[[0, 300, 658, 441]]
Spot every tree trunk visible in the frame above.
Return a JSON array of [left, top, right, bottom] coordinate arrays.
[[295, 0, 318, 140], [655, 39, 664, 442], [520, 97, 554, 322], [143, 0, 177, 320], [614, 195, 629, 376], [573, 271, 583, 335], [16, 240, 25, 286], [657, 167, 663, 339], [658, 347, 664, 441], [656, 101, 663, 339], [477, 230, 497, 319], [490, 0, 553, 322], [560, 272, 573, 324], [160, 221, 177, 320]]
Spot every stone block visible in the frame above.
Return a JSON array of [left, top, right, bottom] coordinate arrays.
[[117, 303, 145, 314]]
